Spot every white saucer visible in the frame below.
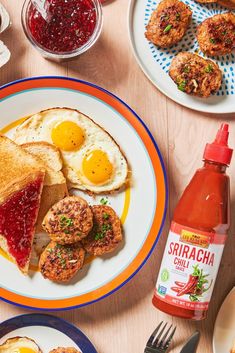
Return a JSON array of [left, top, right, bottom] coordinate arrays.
[[213, 287, 235, 353]]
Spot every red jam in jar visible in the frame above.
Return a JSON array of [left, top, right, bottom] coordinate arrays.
[[28, 0, 97, 53]]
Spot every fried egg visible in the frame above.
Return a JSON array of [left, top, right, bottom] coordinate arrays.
[[0, 337, 41, 353], [13, 108, 129, 193]]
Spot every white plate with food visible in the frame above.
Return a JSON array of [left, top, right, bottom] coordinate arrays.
[[128, 0, 235, 113], [0, 76, 167, 310], [213, 287, 235, 353], [0, 314, 97, 353]]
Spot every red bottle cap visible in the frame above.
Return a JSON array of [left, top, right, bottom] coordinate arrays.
[[203, 123, 233, 165]]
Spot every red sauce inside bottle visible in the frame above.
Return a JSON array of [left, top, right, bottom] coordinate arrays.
[[152, 124, 233, 320], [0, 176, 44, 269], [28, 0, 97, 53]]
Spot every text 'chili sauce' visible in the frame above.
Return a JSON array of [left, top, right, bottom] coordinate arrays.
[[153, 123, 233, 320]]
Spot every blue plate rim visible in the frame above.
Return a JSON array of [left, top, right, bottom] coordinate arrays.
[[0, 313, 98, 353]]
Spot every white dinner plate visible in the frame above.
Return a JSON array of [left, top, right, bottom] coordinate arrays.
[[0, 314, 97, 353], [0, 76, 167, 310], [128, 0, 235, 114], [213, 287, 235, 353]]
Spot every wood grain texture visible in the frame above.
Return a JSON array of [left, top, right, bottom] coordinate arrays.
[[0, 0, 234, 352]]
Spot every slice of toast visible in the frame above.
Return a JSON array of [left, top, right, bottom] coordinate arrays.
[[21, 142, 68, 232], [21, 142, 65, 185], [0, 135, 45, 274]]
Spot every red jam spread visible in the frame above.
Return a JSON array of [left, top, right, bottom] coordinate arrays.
[[0, 177, 43, 269], [28, 0, 97, 53]]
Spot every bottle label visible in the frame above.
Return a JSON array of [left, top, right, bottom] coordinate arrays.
[[155, 222, 226, 311]]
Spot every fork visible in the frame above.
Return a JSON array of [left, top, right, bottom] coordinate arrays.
[[144, 321, 177, 353]]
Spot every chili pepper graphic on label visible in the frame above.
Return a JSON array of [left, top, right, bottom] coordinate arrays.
[[174, 281, 185, 288], [177, 275, 199, 297], [170, 265, 213, 302]]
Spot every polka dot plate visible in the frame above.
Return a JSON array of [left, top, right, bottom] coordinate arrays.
[[128, 0, 235, 113]]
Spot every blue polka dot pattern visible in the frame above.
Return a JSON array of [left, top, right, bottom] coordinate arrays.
[[144, 0, 235, 95]]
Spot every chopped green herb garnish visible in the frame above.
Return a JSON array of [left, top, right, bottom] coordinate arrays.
[[209, 38, 216, 44], [103, 213, 110, 220], [95, 232, 104, 241], [205, 64, 213, 73], [163, 24, 172, 33], [60, 216, 73, 224], [60, 216, 74, 230], [101, 223, 112, 232], [225, 38, 232, 45], [66, 218, 73, 226], [161, 14, 169, 21], [94, 223, 112, 241], [64, 230, 70, 234], [60, 258, 67, 268], [176, 13, 181, 21], [222, 31, 227, 35], [100, 197, 108, 205], [76, 233, 81, 237], [177, 80, 186, 92], [183, 66, 190, 73]]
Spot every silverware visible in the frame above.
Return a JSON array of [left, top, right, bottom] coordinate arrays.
[[144, 321, 177, 353], [179, 331, 200, 353], [31, 0, 51, 22], [0, 3, 10, 68], [0, 3, 11, 34]]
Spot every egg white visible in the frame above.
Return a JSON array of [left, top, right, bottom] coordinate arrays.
[[0, 337, 41, 353], [13, 108, 128, 193]]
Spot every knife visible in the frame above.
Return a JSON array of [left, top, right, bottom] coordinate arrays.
[[180, 331, 201, 353]]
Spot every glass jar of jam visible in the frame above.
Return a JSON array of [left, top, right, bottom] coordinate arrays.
[[21, 0, 103, 61]]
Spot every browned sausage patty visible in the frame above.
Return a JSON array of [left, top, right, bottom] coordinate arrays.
[[195, 0, 216, 3], [197, 13, 235, 56], [196, 0, 235, 7], [42, 196, 93, 244], [145, 0, 192, 47], [217, 0, 235, 9], [169, 52, 222, 97], [82, 206, 123, 256], [39, 242, 85, 282], [49, 348, 81, 353]]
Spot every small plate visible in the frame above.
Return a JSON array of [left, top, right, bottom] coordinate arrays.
[[128, 0, 235, 114], [0, 76, 167, 310], [213, 287, 235, 353], [0, 314, 97, 353]]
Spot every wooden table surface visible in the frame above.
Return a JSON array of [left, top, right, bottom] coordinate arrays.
[[0, 1, 235, 352]]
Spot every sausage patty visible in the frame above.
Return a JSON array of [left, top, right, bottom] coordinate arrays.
[[145, 0, 192, 47], [195, 0, 235, 7], [197, 13, 235, 56], [169, 52, 222, 97], [82, 206, 123, 256], [42, 196, 93, 244], [217, 0, 235, 9], [195, 0, 216, 3], [49, 349, 81, 353], [39, 241, 85, 282]]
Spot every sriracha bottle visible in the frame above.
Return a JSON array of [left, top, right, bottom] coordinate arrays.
[[153, 123, 233, 320]]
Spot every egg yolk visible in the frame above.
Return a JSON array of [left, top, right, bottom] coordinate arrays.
[[82, 150, 113, 184], [12, 348, 37, 353], [51, 121, 85, 151]]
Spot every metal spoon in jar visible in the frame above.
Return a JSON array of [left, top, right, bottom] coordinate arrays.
[[31, 0, 51, 22]]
